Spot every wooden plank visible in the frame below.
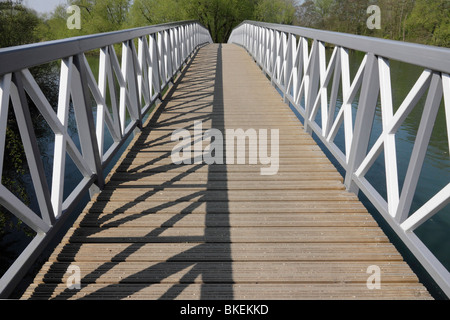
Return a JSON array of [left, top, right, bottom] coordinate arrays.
[[34, 261, 419, 284], [107, 172, 345, 182], [22, 283, 432, 300], [67, 226, 389, 243], [76, 212, 378, 228], [86, 200, 369, 214], [94, 189, 359, 202], [117, 163, 336, 171], [48, 243, 404, 262], [104, 180, 346, 190], [118, 152, 330, 161]]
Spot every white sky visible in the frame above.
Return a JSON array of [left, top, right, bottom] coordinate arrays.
[[23, 0, 68, 14]]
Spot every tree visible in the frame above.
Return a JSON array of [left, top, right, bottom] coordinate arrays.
[[295, 0, 322, 28], [0, 0, 40, 48], [39, 0, 133, 40], [129, 0, 188, 27], [314, 0, 334, 26], [296, 0, 370, 34], [183, 0, 256, 43], [36, 4, 70, 41], [87, 0, 132, 32], [327, 0, 370, 35], [405, 0, 450, 47], [377, 0, 415, 40], [255, 0, 297, 25]]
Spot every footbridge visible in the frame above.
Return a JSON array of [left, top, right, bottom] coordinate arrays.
[[0, 20, 449, 299]]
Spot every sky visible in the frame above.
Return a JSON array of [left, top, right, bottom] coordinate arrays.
[[23, 0, 68, 14]]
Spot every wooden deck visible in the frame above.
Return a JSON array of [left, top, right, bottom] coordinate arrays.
[[22, 44, 432, 300]]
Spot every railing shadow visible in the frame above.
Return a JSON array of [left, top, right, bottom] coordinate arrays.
[[29, 43, 233, 300]]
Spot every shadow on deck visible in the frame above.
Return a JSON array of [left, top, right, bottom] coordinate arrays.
[[21, 44, 433, 300]]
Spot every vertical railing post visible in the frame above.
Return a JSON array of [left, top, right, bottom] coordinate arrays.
[[169, 28, 176, 78], [256, 26, 261, 64], [164, 30, 172, 83], [317, 41, 328, 134], [137, 37, 150, 111], [176, 26, 182, 68], [51, 57, 73, 218], [106, 45, 122, 139], [272, 31, 279, 85], [261, 27, 267, 70], [71, 54, 104, 195], [150, 33, 162, 100], [344, 53, 379, 193], [378, 57, 400, 216], [129, 39, 142, 130], [269, 30, 275, 77], [0, 73, 11, 181], [284, 33, 294, 103], [304, 40, 320, 134], [266, 28, 271, 72], [395, 72, 443, 223], [325, 47, 341, 137], [180, 26, 186, 64]]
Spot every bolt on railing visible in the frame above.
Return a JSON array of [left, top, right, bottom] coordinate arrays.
[[0, 21, 212, 298], [229, 20, 450, 298]]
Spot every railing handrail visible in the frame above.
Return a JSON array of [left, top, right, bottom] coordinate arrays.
[[228, 21, 450, 298], [0, 20, 207, 76], [232, 20, 450, 74], [0, 20, 212, 298]]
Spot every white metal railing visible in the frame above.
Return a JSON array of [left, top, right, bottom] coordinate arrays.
[[229, 21, 450, 298], [0, 21, 212, 297]]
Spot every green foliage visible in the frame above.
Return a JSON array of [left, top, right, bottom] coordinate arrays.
[[3, 0, 449, 47], [37, 0, 291, 43], [128, 0, 258, 43], [129, 0, 188, 26], [0, 1, 41, 48], [35, 5, 69, 41], [404, 0, 450, 47], [37, 0, 132, 40], [183, 0, 255, 43], [255, 0, 296, 25], [84, 0, 132, 32], [295, 0, 449, 47]]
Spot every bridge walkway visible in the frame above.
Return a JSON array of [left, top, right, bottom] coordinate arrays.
[[21, 43, 432, 300]]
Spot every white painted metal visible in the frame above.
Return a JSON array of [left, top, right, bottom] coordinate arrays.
[[0, 21, 212, 298], [0, 73, 12, 177], [51, 57, 73, 218], [229, 21, 450, 298]]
